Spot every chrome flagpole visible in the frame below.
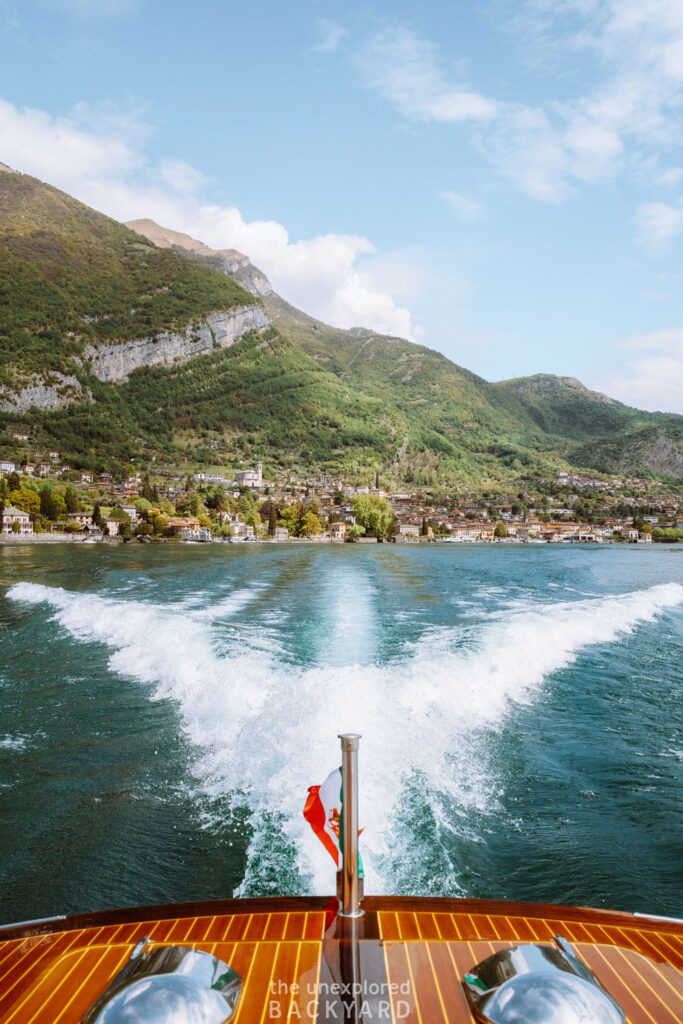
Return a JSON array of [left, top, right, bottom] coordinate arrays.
[[338, 733, 363, 918]]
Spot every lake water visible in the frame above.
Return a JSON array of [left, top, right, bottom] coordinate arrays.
[[1, 542, 682, 924]]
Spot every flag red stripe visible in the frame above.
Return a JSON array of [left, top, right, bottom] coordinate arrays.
[[303, 785, 340, 864]]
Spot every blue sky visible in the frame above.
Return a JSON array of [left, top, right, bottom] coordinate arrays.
[[1, 0, 683, 412]]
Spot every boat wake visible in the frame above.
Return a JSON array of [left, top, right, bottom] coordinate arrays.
[[7, 579, 683, 897]]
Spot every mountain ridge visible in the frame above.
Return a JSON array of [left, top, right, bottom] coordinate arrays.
[[0, 166, 681, 484]]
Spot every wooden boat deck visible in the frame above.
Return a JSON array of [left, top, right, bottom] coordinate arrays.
[[0, 896, 681, 1023]]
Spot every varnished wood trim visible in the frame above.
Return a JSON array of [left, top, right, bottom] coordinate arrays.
[[2, 895, 681, 942]]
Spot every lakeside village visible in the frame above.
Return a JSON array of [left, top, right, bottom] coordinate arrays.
[[1, 449, 683, 545]]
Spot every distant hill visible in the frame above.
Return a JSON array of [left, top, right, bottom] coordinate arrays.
[[495, 375, 683, 478], [0, 166, 681, 485]]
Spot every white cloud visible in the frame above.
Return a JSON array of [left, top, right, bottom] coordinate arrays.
[[313, 19, 348, 54], [504, 1, 683, 191], [439, 191, 483, 220], [635, 201, 683, 247], [190, 208, 423, 337], [0, 98, 141, 187], [657, 167, 683, 187], [357, 10, 683, 205], [490, 107, 570, 202], [597, 328, 683, 413], [0, 97, 421, 342], [563, 109, 624, 181], [158, 158, 204, 195], [357, 26, 497, 123]]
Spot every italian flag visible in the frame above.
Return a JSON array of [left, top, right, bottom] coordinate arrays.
[[303, 767, 364, 876]]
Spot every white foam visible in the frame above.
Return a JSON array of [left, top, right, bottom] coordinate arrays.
[[0, 735, 29, 752], [7, 579, 683, 896], [188, 586, 266, 622]]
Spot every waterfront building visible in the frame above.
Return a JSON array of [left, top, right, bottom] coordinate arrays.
[[1, 506, 33, 534], [67, 512, 92, 528], [398, 523, 420, 537]]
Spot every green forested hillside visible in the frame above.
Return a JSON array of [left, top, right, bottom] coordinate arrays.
[[1, 167, 682, 485], [494, 375, 683, 478], [0, 167, 255, 386]]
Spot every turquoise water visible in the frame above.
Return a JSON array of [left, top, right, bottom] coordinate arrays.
[[1, 543, 682, 923]]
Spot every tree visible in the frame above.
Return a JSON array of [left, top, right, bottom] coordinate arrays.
[[12, 520, 21, 533], [421, 516, 428, 536], [176, 490, 202, 516], [652, 527, 683, 542], [238, 492, 256, 519], [245, 509, 261, 531], [53, 493, 67, 519], [216, 494, 236, 516], [92, 503, 103, 526], [10, 487, 40, 517], [39, 486, 66, 520], [333, 489, 344, 506], [40, 486, 57, 520], [134, 521, 153, 538], [494, 520, 509, 538], [152, 513, 169, 535], [108, 509, 131, 538], [279, 503, 304, 537], [347, 524, 366, 540], [7, 471, 20, 493], [301, 511, 322, 537], [352, 495, 393, 538], [268, 503, 277, 536], [64, 486, 79, 513]]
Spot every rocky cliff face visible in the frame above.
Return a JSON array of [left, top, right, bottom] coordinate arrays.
[[627, 433, 683, 477], [0, 373, 90, 413], [0, 305, 269, 411], [125, 219, 273, 298], [83, 305, 269, 383]]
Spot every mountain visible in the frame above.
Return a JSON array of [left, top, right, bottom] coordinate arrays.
[[124, 218, 683, 483], [124, 218, 273, 298], [495, 375, 683, 478], [0, 167, 261, 408], [0, 165, 681, 485]]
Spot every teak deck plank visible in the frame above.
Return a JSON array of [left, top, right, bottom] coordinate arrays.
[[0, 898, 681, 1023]]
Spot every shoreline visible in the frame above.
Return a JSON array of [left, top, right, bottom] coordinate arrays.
[[0, 534, 663, 548]]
